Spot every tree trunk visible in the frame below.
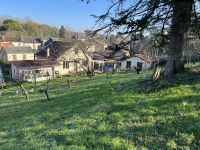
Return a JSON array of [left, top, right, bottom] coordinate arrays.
[[34, 72, 37, 94], [20, 83, 29, 101], [164, 0, 193, 76]]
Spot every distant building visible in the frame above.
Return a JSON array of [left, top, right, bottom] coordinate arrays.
[[0, 46, 34, 62], [35, 38, 109, 76], [114, 50, 130, 61], [90, 50, 119, 73], [121, 54, 152, 71], [0, 36, 42, 49], [91, 59, 118, 73], [11, 60, 59, 82], [36, 40, 96, 76]]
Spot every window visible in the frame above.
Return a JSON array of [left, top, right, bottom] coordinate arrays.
[[94, 62, 99, 70], [23, 55, 26, 60], [82, 60, 88, 67], [34, 69, 44, 78], [12, 55, 17, 61], [75, 49, 79, 55], [99, 63, 103, 71], [74, 62, 78, 71], [63, 61, 70, 69], [126, 61, 131, 69], [137, 62, 143, 70]]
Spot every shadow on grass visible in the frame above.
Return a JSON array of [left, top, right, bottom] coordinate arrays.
[[137, 70, 200, 94], [1, 78, 200, 149]]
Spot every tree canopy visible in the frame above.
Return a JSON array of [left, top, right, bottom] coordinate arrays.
[[83, 0, 199, 36], [83, 0, 200, 75], [1, 19, 23, 31], [0, 18, 60, 38], [59, 25, 66, 38]]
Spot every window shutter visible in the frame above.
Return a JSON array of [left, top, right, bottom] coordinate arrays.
[[63, 61, 65, 69]]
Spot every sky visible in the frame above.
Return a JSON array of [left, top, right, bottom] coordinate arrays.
[[0, 0, 110, 32]]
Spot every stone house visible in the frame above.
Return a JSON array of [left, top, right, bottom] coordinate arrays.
[[0, 46, 35, 62], [36, 40, 95, 76]]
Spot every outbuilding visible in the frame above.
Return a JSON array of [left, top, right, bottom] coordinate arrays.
[[11, 60, 60, 82], [121, 54, 152, 71]]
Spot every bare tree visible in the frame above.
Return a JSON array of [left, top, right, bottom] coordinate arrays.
[[72, 41, 94, 77], [77, 46, 94, 77], [19, 81, 29, 101], [0, 67, 5, 96]]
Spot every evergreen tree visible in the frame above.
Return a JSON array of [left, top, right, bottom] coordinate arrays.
[[59, 25, 65, 38], [83, 0, 199, 76]]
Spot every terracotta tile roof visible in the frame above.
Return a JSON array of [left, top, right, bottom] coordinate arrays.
[[134, 54, 152, 63], [0, 42, 14, 49], [37, 39, 106, 59], [94, 50, 114, 58], [37, 40, 81, 59], [12, 60, 59, 68]]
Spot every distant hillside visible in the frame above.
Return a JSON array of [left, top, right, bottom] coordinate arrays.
[[0, 17, 87, 40], [0, 18, 60, 38]]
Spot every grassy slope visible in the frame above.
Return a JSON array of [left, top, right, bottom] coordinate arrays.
[[0, 64, 200, 150]]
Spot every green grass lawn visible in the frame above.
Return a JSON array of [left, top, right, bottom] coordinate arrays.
[[0, 64, 200, 150]]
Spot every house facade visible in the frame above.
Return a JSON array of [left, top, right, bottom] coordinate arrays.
[[90, 50, 119, 73], [36, 40, 94, 76], [92, 59, 118, 73], [0, 46, 35, 62], [55, 47, 91, 76], [121, 54, 152, 71], [11, 60, 60, 82]]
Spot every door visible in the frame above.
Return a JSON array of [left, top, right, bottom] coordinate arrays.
[[137, 62, 143, 70], [126, 61, 131, 69]]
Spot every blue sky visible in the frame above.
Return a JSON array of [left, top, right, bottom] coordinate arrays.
[[0, 0, 110, 31]]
